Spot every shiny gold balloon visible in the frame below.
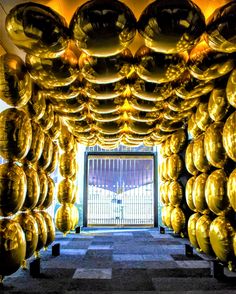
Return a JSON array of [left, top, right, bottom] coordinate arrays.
[[0, 108, 32, 160], [38, 134, 53, 170], [223, 111, 236, 162], [165, 205, 175, 229], [164, 138, 172, 157], [188, 213, 201, 249], [59, 151, 77, 179], [58, 178, 75, 204], [205, 169, 229, 215], [209, 216, 235, 262], [55, 203, 73, 235], [135, 46, 186, 83], [163, 181, 171, 204], [128, 121, 154, 135], [188, 40, 234, 80], [32, 211, 47, 253], [66, 119, 91, 134], [138, 0, 205, 54], [162, 158, 169, 181], [206, 1, 236, 53], [167, 95, 200, 112], [25, 89, 46, 121], [167, 154, 183, 180], [187, 113, 202, 139], [6, 2, 68, 58], [196, 214, 214, 255], [159, 118, 184, 133], [38, 103, 54, 131], [85, 81, 125, 100], [15, 212, 38, 259], [89, 97, 122, 114], [0, 163, 26, 216], [170, 130, 186, 154], [26, 122, 45, 163], [193, 134, 210, 173], [41, 211, 55, 248], [204, 122, 227, 168], [59, 125, 75, 151], [22, 164, 40, 211], [208, 88, 229, 121], [128, 97, 163, 113], [48, 114, 61, 141], [0, 54, 32, 107], [46, 142, 59, 174], [170, 207, 186, 234], [185, 142, 198, 176], [0, 219, 26, 276], [70, 0, 136, 57], [127, 111, 159, 123], [51, 94, 86, 115], [160, 182, 167, 205], [168, 181, 183, 207], [36, 171, 48, 208], [163, 108, 192, 122], [69, 203, 79, 230], [79, 49, 132, 84], [41, 176, 54, 210], [195, 102, 212, 131], [192, 173, 209, 214], [226, 69, 236, 108], [227, 168, 236, 211], [185, 176, 197, 212], [161, 206, 168, 226]]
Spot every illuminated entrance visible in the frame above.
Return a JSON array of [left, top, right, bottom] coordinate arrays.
[[84, 153, 156, 227]]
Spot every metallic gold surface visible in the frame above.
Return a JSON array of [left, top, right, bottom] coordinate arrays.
[[0, 108, 32, 160], [38, 134, 53, 170], [0, 219, 26, 277], [188, 213, 201, 249], [168, 181, 183, 207], [0, 54, 32, 107], [55, 203, 73, 235], [161, 206, 168, 226], [192, 173, 209, 214], [69, 203, 79, 230], [15, 212, 38, 259], [89, 97, 122, 114], [205, 169, 229, 215], [160, 182, 167, 205], [138, 0, 205, 54], [185, 142, 198, 176], [59, 126, 76, 151], [51, 94, 86, 114], [6, 2, 68, 58], [204, 122, 227, 168], [208, 88, 229, 121], [25, 89, 46, 122], [26, 122, 45, 163], [59, 151, 77, 179], [41, 176, 55, 210], [223, 111, 236, 162], [85, 81, 125, 100], [187, 113, 203, 139], [0, 163, 26, 216], [160, 119, 184, 133], [227, 168, 236, 211], [58, 178, 76, 204], [163, 181, 171, 204], [196, 214, 213, 255], [209, 216, 235, 262], [48, 114, 61, 141], [32, 211, 47, 253], [185, 176, 197, 212], [195, 102, 212, 131], [70, 0, 136, 57], [164, 205, 174, 229], [167, 95, 200, 112], [167, 154, 183, 180], [41, 211, 55, 248], [226, 69, 236, 108], [38, 103, 54, 131], [170, 130, 186, 154], [128, 97, 163, 113], [22, 164, 40, 211], [170, 207, 186, 234], [36, 171, 48, 208], [46, 142, 59, 174], [193, 134, 210, 173], [135, 46, 186, 83]]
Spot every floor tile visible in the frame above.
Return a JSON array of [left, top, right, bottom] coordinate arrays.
[[72, 268, 112, 279], [60, 249, 87, 255]]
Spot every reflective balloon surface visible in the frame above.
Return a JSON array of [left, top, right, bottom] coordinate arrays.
[[38, 134, 53, 170], [196, 214, 213, 255], [226, 69, 236, 108], [185, 142, 198, 176], [168, 181, 183, 207], [193, 134, 210, 173], [223, 111, 236, 162], [195, 102, 212, 131], [208, 88, 229, 121], [170, 130, 186, 154], [41, 211, 55, 248], [32, 211, 47, 252], [188, 213, 201, 249], [227, 168, 236, 211], [36, 171, 48, 208], [185, 177, 197, 212], [59, 151, 77, 178], [187, 113, 202, 139], [192, 173, 209, 214], [168, 154, 183, 180], [58, 178, 75, 204], [41, 176, 55, 210], [26, 122, 45, 163], [170, 207, 186, 234], [55, 203, 73, 235]]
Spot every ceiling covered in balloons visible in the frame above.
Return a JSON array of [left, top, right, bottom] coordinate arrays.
[[0, 0, 235, 149]]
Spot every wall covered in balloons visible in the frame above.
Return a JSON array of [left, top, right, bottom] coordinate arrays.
[[1, 0, 236, 280]]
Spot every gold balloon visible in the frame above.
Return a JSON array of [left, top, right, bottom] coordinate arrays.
[[226, 69, 236, 108], [161, 158, 169, 181], [48, 114, 61, 141], [170, 130, 186, 154], [227, 168, 236, 211], [170, 207, 186, 234], [15, 212, 38, 259], [205, 169, 229, 215], [165, 205, 175, 229], [66, 120, 91, 134], [69, 203, 79, 230], [127, 111, 159, 123], [204, 122, 227, 168], [167, 154, 183, 180], [85, 81, 125, 100], [223, 111, 236, 162], [0, 108, 32, 160], [6, 2, 68, 58], [0, 219, 26, 276], [193, 134, 210, 173], [41, 176, 54, 210], [196, 214, 213, 255], [209, 216, 235, 262], [59, 151, 77, 179], [38, 103, 54, 131], [46, 142, 59, 174], [128, 97, 163, 112], [55, 203, 73, 235], [167, 95, 200, 112], [185, 142, 198, 176], [0, 54, 32, 107], [185, 177, 197, 212], [59, 125, 75, 152], [25, 89, 46, 121], [51, 94, 86, 114], [160, 182, 167, 205], [188, 213, 201, 249], [168, 181, 183, 207], [38, 134, 53, 170], [160, 118, 184, 133], [58, 178, 75, 204], [161, 206, 168, 226], [192, 173, 209, 214], [163, 181, 171, 204], [195, 102, 212, 131], [26, 122, 45, 163], [32, 211, 47, 253], [164, 108, 192, 122], [208, 88, 229, 121], [164, 137, 172, 157], [0, 163, 26, 216], [41, 211, 55, 248], [22, 164, 40, 211], [187, 113, 202, 139], [36, 171, 48, 208], [89, 97, 122, 114]]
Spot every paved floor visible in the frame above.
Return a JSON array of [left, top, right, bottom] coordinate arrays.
[[2, 229, 236, 293]]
